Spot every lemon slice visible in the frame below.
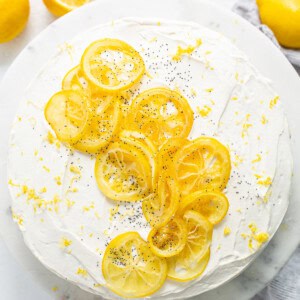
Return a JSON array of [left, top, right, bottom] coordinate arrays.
[[128, 88, 194, 147], [167, 210, 212, 281], [44, 90, 88, 143], [168, 249, 210, 282], [154, 137, 188, 184], [119, 130, 156, 179], [142, 173, 179, 228], [74, 100, 121, 153], [95, 141, 152, 201], [43, 0, 90, 16], [62, 65, 90, 94], [148, 217, 187, 257], [102, 232, 167, 298], [81, 39, 145, 92], [175, 137, 231, 195], [178, 191, 229, 225]]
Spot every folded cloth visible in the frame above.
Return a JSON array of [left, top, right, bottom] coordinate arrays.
[[233, 0, 300, 72], [233, 1, 300, 299]]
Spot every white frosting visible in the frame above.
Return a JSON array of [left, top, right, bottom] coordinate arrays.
[[7, 19, 293, 299]]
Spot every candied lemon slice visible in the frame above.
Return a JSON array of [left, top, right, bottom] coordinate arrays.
[[168, 249, 210, 282], [154, 137, 188, 183], [127, 88, 194, 147], [81, 39, 145, 92], [44, 90, 88, 143], [175, 137, 231, 195], [62, 65, 90, 94], [120, 130, 157, 154], [119, 130, 156, 179], [95, 141, 152, 201], [167, 210, 212, 281], [142, 173, 179, 228], [102, 232, 167, 298], [74, 100, 121, 153], [148, 217, 187, 257], [178, 191, 229, 225]]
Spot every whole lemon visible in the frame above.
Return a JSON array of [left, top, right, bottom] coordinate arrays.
[[0, 0, 30, 43], [43, 0, 90, 17], [257, 0, 300, 49]]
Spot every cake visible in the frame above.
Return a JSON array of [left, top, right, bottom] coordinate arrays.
[[8, 18, 292, 299]]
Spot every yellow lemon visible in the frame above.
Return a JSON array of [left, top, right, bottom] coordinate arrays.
[[43, 0, 90, 17], [0, 0, 30, 43], [257, 0, 300, 48]]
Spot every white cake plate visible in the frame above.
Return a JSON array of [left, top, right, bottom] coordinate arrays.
[[0, 0, 300, 299]]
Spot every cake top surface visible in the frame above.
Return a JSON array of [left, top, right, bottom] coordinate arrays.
[[8, 18, 292, 299]]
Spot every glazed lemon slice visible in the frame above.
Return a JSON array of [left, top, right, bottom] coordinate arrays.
[[81, 39, 145, 92], [175, 137, 231, 195], [127, 88, 194, 147], [95, 141, 152, 201], [62, 65, 90, 94], [168, 249, 210, 282], [119, 130, 156, 179], [154, 137, 188, 183], [74, 100, 121, 153], [120, 130, 157, 154], [102, 232, 167, 298], [178, 191, 229, 225], [167, 210, 212, 281], [62, 66, 120, 114], [142, 173, 179, 228], [43, 0, 89, 17], [148, 217, 187, 257], [44, 90, 88, 143]]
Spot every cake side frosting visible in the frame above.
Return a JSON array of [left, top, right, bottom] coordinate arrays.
[[8, 18, 292, 299]]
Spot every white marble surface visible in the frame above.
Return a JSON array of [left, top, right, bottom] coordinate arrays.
[[0, 0, 299, 299]]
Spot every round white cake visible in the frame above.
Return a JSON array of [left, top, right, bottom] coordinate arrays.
[[8, 19, 292, 299]]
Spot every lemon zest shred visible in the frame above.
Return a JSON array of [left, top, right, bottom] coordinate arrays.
[[252, 154, 262, 163], [254, 232, 269, 244], [54, 176, 62, 186], [223, 226, 231, 236], [109, 205, 120, 221], [76, 268, 88, 277], [257, 176, 272, 186], [43, 165, 50, 172], [269, 96, 279, 109], [66, 199, 75, 208], [197, 105, 212, 117], [60, 237, 72, 248], [70, 165, 81, 174], [8, 179, 20, 187], [172, 39, 202, 61], [233, 155, 243, 167], [46, 131, 61, 149], [39, 187, 47, 193], [261, 114, 268, 124], [190, 88, 197, 96], [149, 37, 157, 43], [145, 69, 153, 79]]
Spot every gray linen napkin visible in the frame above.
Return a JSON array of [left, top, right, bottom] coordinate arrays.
[[233, 1, 300, 299]]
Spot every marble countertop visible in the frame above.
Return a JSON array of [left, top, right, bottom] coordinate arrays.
[[0, 1, 299, 299]]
